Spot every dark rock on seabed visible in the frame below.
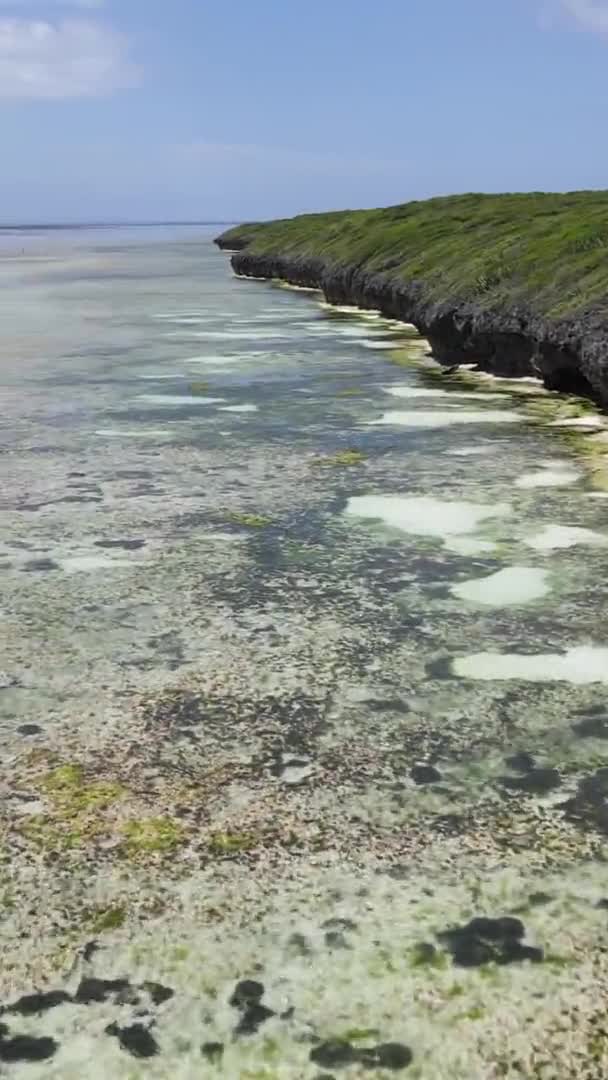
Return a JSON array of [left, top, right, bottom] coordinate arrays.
[[202, 1041, 224, 1061], [505, 752, 537, 772], [234, 1002, 275, 1035], [229, 980, 265, 1008], [5, 990, 71, 1015], [230, 979, 275, 1035], [0, 1025, 58, 1063], [438, 916, 544, 967], [502, 767, 562, 795], [105, 1022, 160, 1059], [411, 764, 442, 785], [310, 1039, 412, 1071], [562, 768, 608, 832], [75, 977, 132, 1004], [17, 723, 42, 736]]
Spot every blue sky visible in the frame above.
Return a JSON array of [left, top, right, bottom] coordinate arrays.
[[1, 0, 608, 222]]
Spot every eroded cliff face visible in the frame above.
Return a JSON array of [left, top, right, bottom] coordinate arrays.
[[222, 246, 608, 405]]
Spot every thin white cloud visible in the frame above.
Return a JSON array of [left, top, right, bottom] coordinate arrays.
[[553, 0, 608, 32], [0, 17, 140, 98], [0, 2, 104, 7], [0, 1, 104, 7]]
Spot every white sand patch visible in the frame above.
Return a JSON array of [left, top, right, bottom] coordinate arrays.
[[136, 373, 188, 380], [525, 524, 608, 552], [219, 404, 258, 413], [182, 354, 252, 365], [383, 386, 505, 401], [360, 339, 427, 351], [290, 323, 335, 335], [367, 409, 521, 429], [446, 445, 496, 457], [298, 323, 396, 339], [318, 302, 359, 313], [515, 467, 581, 489], [318, 302, 376, 316], [549, 415, 607, 429], [344, 495, 510, 552], [335, 325, 410, 339], [60, 556, 133, 573], [456, 370, 548, 396], [136, 394, 226, 406], [474, 372, 546, 389], [166, 330, 289, 340], [446, 537, 500, 555], [276, 281, 322, 293], [318, 302, 418, 329], [323, 304, 395, 319], [453, 645, 608, 684], [94, 428, 170, 438], [337, 327, 390, 339], [156, 316, 216, 326], [153, 312, 211, 320], [451, 567, 550, 606]]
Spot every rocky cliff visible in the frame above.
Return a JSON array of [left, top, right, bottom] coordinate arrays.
[[215, 193, 608, 405]]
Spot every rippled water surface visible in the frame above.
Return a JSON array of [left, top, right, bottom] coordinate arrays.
[[2, 226, 608, 1078]]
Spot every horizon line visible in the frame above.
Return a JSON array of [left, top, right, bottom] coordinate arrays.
[[0, 220, 238, 230]]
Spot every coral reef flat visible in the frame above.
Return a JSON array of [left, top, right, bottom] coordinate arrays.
[[3, 223, 608, 1077]]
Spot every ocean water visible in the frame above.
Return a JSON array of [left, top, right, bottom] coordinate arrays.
[[2, 225, 608, 1078]]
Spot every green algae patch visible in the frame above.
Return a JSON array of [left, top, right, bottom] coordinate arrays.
[[524, 394, 598, 424], [89, 905, 128, 933], [227, 511, 273, 528], [43, 763, 84, 792], [208, 831, 258, 855], [437, 372, 608, 490], [455, 1005, 486, 1022], [384, 346, 431, 370], [189, 380, 210, 395], [314, 449, 366, 467], [409, 943, 449, 970], [568, 430, 608, 490], [121, 817, 186, 857], [42, 765, 123, 813], [20, 816, 88, 852], [240, 1067, 282, 1075], [341, 1027, 382, 1043], [18, 762, 126, 852]]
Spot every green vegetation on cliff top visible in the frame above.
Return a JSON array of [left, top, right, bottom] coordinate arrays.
[[217, 191, 608, 320]]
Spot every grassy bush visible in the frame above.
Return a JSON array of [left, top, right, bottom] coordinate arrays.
[[218, 191, 608, 320]]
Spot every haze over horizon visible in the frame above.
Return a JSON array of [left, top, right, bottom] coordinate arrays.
[[1, 0, 608, 223]]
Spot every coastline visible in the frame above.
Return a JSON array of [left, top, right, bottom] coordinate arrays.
[[215, 194, 608, 407], [215, 239, 608, 491], [222, 243, 606, 402]]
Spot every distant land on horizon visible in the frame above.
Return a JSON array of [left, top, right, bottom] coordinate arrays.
[[0, 221, 237, 232]]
